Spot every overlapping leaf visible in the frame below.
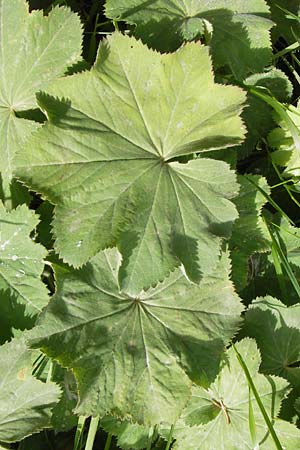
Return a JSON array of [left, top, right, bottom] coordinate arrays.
[[230, 175, 271, 291], [0, 0, 82, 191], [240, 68, 293, 158], [0, 338, 61, 443], [244, 296, 300, 388], [267, 0, 300, 43], [105, 0, 273, 79], [15, 33, 246, 293], [0, 204, 48, 316], [268, 100, 300, 179], [27, 248, 243, 425], [243, 218, 300, 304], [172, 339, 300, 450]]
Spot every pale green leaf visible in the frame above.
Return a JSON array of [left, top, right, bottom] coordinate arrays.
[[0, 338, 61, 443], [0, 0, 82, 188], [172, 339, 299, 450], [105, 0, 273, 79], [268, 101, 300, 179], [230, 175, 271, 291], [15, 33, 246, 293], [27, 248, 243, 425], [0, 204, 48, 316], [244, 296, 300, 388]]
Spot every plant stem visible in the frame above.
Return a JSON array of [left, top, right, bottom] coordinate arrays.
[[104, 433, 112, 450], [233, 343, 284, 450], [74, 416, 86, 450], [165, 424, 175, 450], [146, 425, 158, 450], [84, 416, 99, 450]]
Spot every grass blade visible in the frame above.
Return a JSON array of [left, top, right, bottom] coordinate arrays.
[[233, 344, 283, 450], [104, 433, 112, 450], [165, 424, 175, 450], [74, 416, 86, 450], [84, 416, 99, 450]]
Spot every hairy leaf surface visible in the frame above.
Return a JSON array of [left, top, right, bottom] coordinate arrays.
[[27, 248, 243, 425], [16, 33, 246, 292], [0, 0, 82, 189], [0, 338, 61, 443], [0, 204, 48, 316], [173, 339, 299, 449], [105, 0, 273, 79]]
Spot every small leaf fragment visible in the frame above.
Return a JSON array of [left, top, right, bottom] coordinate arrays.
[[0, 338, 61, 443]]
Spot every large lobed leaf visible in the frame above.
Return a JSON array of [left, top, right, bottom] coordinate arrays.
[[0, 204, 49, 316], [27, 248, 243, 425], [16, 33, 246, 293], [105, 0, 273, 80], [0, 338, 61, 443], [0, 0, 82, 191], [172, 339, 300, 449]]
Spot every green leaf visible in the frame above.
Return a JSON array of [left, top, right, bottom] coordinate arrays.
[[245, 217, 300, 304], [105, 0, 273, 79], [230, 175, 271, 291], [15, 33, 246, 293], [0, 338, 61, 443], [267, 0, 300, 43], [51, 366, 78, 432], [101, 416, 150, 450], [240, 68, 293, 158], [0, 0, 82, 190], [268, 100, 300, 179], [172, 339, 299, 450], [27, 248, 243, 425], [0, 290, 35, 344], [244, 296, 300, 388], [0, 204, 49, 316]]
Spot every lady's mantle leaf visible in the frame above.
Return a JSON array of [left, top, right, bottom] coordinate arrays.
[[16, 33, 246, 293], [105, 0, 273, 80], [0, 204, 48, 316], [27, 248, 243, 425], [0, 338, 61, 443], [230, 175, 271, 291], [268, 101, 300, 180], [101, 416, 150, 450], [244, 296, 300, 388], [0, 0, 82, 189], [172, 339, 300, 450]]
